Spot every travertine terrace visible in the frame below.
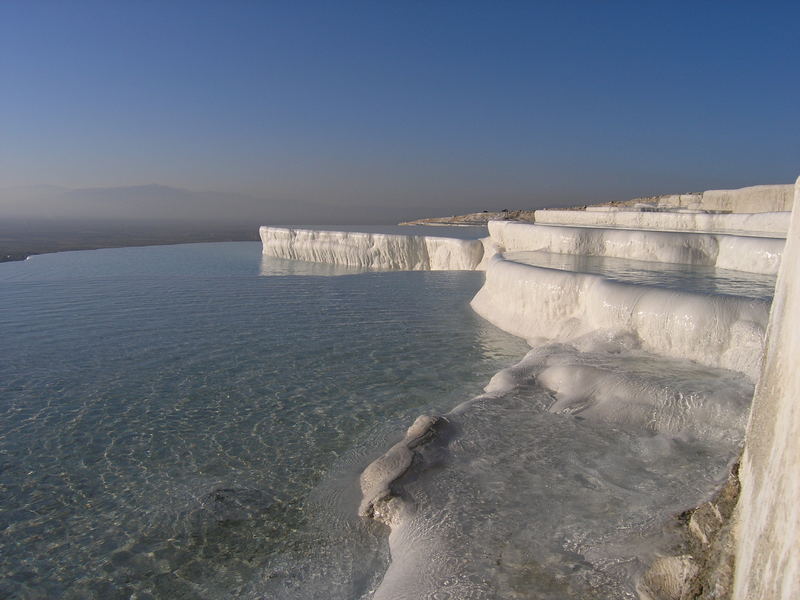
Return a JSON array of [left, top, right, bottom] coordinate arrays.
[[261, 180, 798, 599]]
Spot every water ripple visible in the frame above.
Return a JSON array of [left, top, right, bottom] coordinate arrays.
[[0, 243, 528, 599]]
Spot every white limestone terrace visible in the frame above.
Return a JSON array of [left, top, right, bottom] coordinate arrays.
[[260, 226, 485, 271], [470, 254, 768, 380], [262, 223, 784, 276], [605, 183, 793, 213], [732, 177, 800, 600], [672, 183, 793, 213], [501, 251, 777, 301], [259, 179, 799, 598], [488, 221, 784, 275], [533, 208, 790, 238], [260, 201, 785, 381], [534, 184, 794, 237]]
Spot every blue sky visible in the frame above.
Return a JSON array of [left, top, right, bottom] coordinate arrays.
[[1, 1, 798, 220]]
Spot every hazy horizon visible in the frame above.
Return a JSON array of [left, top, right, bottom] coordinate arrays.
[[2, 176, 797, 229], [2, 2, 798, 225], [0, 182, 551, 226]]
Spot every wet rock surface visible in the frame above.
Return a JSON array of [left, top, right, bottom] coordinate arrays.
[[638, 464, 740, 600]]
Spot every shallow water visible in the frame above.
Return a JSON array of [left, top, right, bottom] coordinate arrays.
[[503, 250, 776, 300], [0, 242, 528, 599], [1, 240, 764, 599], [372, 339, 753, 599]]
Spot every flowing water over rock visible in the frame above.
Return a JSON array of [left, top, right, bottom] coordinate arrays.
[[367, 337, 756, 599]]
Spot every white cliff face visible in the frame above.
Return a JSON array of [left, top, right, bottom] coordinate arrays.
[[714, 235, 784, 274], [470, 255, 769, 380], [701, 184, 794, 213], [616, 184, 793, 213], [476, 235, 501, 270], [260, 222, 783, 276], [423, 236, 485, 270], [733, 177, 800, 600], [533, 208, 790, 238], [260, 226, 484, 271], [488, 221, 784, 275]]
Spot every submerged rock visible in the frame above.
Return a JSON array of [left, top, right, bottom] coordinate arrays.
[[196, 486, 276, 524], [637, 465, 740, 600], [358, 415, 448, 525], [638, 555, 699, 600]]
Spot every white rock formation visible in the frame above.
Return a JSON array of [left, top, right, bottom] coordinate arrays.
[[701, 184, 794, 213], [630, 184, 793, 213], [533, 209, 790, 238], [261, 223, 783, 276], [732, 176, 800, 600], [358, 415, 447, 525], [488, 221, 784, 275], [470, 254, 768, 380], [258, 180, 799, 599], [260, 226, 484, 270]]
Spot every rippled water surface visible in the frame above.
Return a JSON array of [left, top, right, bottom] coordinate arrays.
[[0, 242, 528, 599]]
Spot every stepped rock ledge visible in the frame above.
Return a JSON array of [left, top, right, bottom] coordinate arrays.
[[261, 179, 800, 599]]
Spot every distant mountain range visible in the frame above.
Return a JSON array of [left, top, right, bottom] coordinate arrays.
[[0, 184, 437, 225]]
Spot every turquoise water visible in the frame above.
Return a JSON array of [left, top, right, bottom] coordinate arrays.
[[0, 242, 528, 599]]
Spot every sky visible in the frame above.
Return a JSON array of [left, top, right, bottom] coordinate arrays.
[[1, 1, 798, 224]]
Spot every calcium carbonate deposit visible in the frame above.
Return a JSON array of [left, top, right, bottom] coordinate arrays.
[[261, 184, 792, 599], [260, 227, 485, 271]]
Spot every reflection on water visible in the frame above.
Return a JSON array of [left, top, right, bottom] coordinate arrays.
[[259, 254, 370, 277]]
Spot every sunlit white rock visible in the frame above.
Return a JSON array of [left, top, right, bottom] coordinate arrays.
[[488, 221, 784, 275], [260, 226, 484, 270], [534, 208, 790, 238], [471, 254, 769, 379], [632, 184, 792, 213], [701, 184, 794, 213], [733, 176, 800, 600]]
